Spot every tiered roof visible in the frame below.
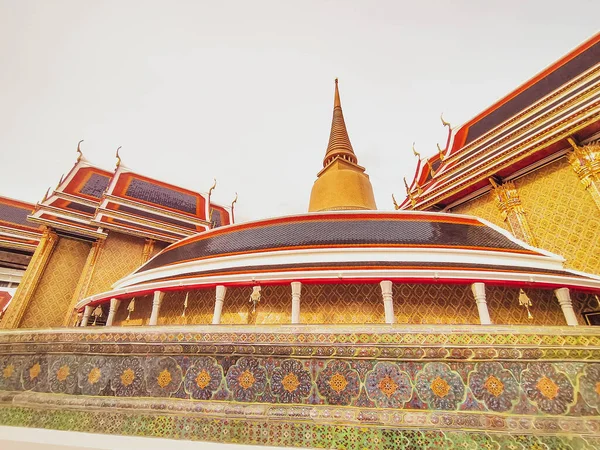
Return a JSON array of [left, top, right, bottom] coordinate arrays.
[[0, 196, 42, 253], [29, 151, 232, 243], [401, 33, 600, 210]]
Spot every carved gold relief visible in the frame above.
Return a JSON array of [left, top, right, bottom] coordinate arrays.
[[489, 179, 538, 246], [568, 138, 600, 210]]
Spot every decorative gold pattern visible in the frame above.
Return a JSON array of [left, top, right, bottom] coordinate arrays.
[[516, 157, 600, 275], [484, 375, 504, 398], [238, 370, 255, 390], [112, 294, 152, 327], [195, 370, 211, 389], [29, 363, 41, 380], [328, 373, 348, 393], [431, 376, 450, 398], [1, 229, 58, 329], [3, 364, 14, 379], [157, 369, 172, 388], [85, 232, 146, 297], [392, 284, 478, 324], [489, 179, 538, 245], [282, 373, 301, 393], [378, 375, 399, 398], [87, 367, 101, 385], [486, 286, 564, 326], [158, 290, 214, 325], [19, 237, 91, 329], [537, 376, 559, 400], [120, 368, 135, 386], [56, 366, 70, 382], [451, 193, 508, 231]]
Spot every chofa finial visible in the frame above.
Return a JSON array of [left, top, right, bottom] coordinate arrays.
[[115, 146, 122, 168], [231, 192, 238, 209], [440, 113, 451, 129], [208, 178, 217, 197], [392, 193, 399, 210], [412, 142, 421, 160], [76, 140, 84, 162]]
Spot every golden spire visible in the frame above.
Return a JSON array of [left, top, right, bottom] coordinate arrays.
[[308, 80, 376, 212], [323, 79, 357, 167]]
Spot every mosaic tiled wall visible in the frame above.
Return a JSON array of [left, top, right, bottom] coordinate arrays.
[[393, 283, 478, 324], [0, 325, 598, 448], [19, 237, 90, 328], [450, 192, 508, 231], [516, 157, 600, 275], [157, 290, 214, 326], [85, 232, 146, 297], [112, 294, 152, 327]]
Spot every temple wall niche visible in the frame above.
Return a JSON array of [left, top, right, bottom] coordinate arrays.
[[450, 192, 508, 231], [392, 284, 478, 324], [486, 286, 565, 325], [515, 157, 600, 275], [20, 237, 91, 328], [85, 232, 147, 297], [112, 294, 152, 326]]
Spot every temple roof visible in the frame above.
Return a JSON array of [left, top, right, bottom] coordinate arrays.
[[27, 149, 233, 242], [76, 210, 600, 308], [0, 196, 42, 253], [401, 32, 600, 210]]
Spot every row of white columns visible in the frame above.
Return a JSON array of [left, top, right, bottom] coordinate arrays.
[[80, 282, 580, 327]]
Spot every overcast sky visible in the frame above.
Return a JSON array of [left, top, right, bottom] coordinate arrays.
[[1, 1, 598, 222]]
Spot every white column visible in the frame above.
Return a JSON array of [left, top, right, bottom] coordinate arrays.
[[471, 283, 492, 325], [555, 287, 579, 326], [106, 298, 121, 327], [380, 280, 395, 324], [149, 291, 164, 326], [212, 285, 227, 324], [291, 282, 302, 324], [80, 305, 93, 327]]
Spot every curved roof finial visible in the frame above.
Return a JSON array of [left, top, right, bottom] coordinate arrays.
[[440, 113, 451, 130], [76, 140, 84, 162], [231, 192, 238, 210], [115, 146, 122, 168], [208, 178, 217, 197], [412, 142, 421, 160], [392, 193, 399, 210], [41, 187, 50, 203], [437, 143, 445, 161]]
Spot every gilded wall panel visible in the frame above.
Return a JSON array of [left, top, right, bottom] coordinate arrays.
[[300, 283, 384, 324], [392, 283, 479, 324], [220, 286, 252, 324], [516, 157, 600, 274], [19, 237, 91, 328], [157, 290, 214, 326], [112, 294, 152, 327], [85, 232, 146, 297], [450, 192, 508, 231], [572, 290, 600, 323], [486, 286, 565, 325]]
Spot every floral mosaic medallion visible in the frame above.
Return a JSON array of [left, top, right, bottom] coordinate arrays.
[[21, 356, 48, 391], [365, 362, 412, 408], [0, 356, 23, 391], [522, 363, 574, 414], [317, 360, 359, 405], [111, 356, 145, 397], [226, 357, 266, 402], [184, 357, 222, 400], [469, 362, 519, 412], [48, 356, 79, 394], [415, 362, 465, 410], [579, 363, 600, 410], [78, 356, 113, 396], [271, 359, 312, 403], [146, 357, 182, 397]]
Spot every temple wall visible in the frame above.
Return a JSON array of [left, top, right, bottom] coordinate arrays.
[[515, 157, 600, 275], [157, 290, 214, 326], [300, 283, 383, 324], [112, 294, 152, 327], [487, 286, 565, 325], [85, 232, 147, 297], [392, 283, 478, 324], [0, 325, 598, 448], [19, 237, 91, 328], [450, 192, 508, 231]]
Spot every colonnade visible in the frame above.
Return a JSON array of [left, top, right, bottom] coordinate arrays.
[[80, 281, 580, 327]]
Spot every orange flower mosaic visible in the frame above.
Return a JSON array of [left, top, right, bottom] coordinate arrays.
[[2, 364, 14, 379], [536, 376, 559, 400], [484, 375, 504, 398], [281, 372, 301, 393], [56, 365, 70, 382], [29, 363, 41, 380], [378, 375, 399, 398], [328, 373, 348, 394], [87, 367, 102, 385], [121, 368, 135, 386], [195, 370, 211, 389], [238, 369, 256, 390], [431, 376, 451, 398], [157, 369, 172, 388]]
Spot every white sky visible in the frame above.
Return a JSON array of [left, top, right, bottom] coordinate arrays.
[[1, 0, 599, 222]]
